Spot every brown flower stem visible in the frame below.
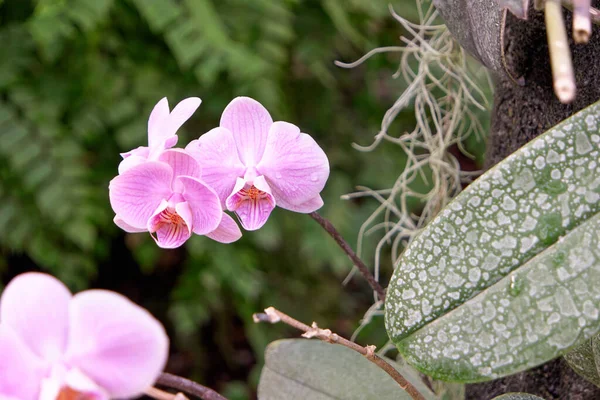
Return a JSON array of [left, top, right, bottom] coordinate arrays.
[[546, 0, 576, 103], [156, 373, 229, 400], [253, 307, 426, 400], [145, 387, 188, 400], [309, 211, 386, 301]]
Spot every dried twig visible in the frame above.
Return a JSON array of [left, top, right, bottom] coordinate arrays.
[[145, 387, 189, 400], [253, 307, 426, 400], [156, 373, 228, 400], [546, 0, 576, 103], [309, 211, 386, 301]]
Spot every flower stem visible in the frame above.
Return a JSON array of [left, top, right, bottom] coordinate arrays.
[[545, 0, 576, 103], [253, 307, 426, 400], [156, 373, 229, 400], [309, 211, 386, 301]]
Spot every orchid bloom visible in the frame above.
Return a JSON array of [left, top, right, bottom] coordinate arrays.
[[0, 272, 168, 400], [186, 97, 330, 230], [110, 148, 242, 248], [118, 97, 201, 175]]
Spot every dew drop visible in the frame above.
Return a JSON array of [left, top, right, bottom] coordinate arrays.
[[508, 274, 524, 297], [310, 173, 318, 182], [275, 172, 282, 179]]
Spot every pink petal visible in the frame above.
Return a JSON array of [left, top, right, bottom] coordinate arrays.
[[0, 272, 72, 362], [161, 97, 202, 140], [220, 97, 273, 166], [157, 148, 202, 192], [64, 290, 169, 398], [113, 215, 147, 233], [148, 98, 170, 148], [257, 121, 329, 206], [276, 194, 324, 213], [205, 212, 242, 243], [109, 161, 173, 229], [226, 176, 275, 231], [177, 176, 223, 235], [147, 200, 193, 249], [185, 127, 246, 206], [0, 326, 48, 400], [117, 154, 148, 175]]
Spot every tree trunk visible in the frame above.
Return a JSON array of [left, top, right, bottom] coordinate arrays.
[[467, 3, 600, 399]]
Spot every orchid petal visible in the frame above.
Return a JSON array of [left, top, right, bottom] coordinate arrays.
[[0, 272, 71, 362], [162, 97, 201, 138], [276, 194, 324, 213], [120, 146, 150, 160], [147, 200, 193, 249], [177, 176, 223, 235], [157, 148, 202, 192], [205, 212, 242, 243], [257, 121, 329, 206], [109, 161, 173, 229], [220, 97, 273, 166], [185, 127, 245, 205], [113, 215, 147, 233], [0, 326, 48, 400], [117, 154, 147, 175], [226, 176, 275, 231], [148, 98, 170, 148], [65, 290, 169, 398]]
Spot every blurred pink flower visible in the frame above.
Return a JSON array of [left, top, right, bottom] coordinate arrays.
[[110, 149, 241, 248], [0, 272, 169, 400], [118, 97, 201, 174], [186, 97, 330, 230]]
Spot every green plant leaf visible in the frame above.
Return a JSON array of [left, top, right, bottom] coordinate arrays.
[[386, 99, 600, 382], [564, 332, 600, 388], [491, 394, 545, 400], [257, 339, 437, 400]]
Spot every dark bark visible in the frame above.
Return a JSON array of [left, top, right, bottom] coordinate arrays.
[[467, 3, 600, 400]]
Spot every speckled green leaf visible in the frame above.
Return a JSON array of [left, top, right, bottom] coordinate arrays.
[[386, 100, 600, 382], [492, 394, 545, 400], [257, 339, 437, 400], [564, 332, 600, 388]]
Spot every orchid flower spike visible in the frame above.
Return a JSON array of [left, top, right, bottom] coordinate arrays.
[[118, 97, 201, 174], [0, 272, 168, 399], [186, 97, 330, 230], [110, 149, 242, 248]]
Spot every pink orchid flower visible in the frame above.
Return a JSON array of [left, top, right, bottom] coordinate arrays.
[[186, 97, 330, 230], [110, 148, 242, 248], [0, 272, 168, 399], [118, 97, 201, 175]]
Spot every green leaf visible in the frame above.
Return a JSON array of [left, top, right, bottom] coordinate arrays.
[[258, 339, 437, 400], [564, 333, 600, 388], [491, 394, 545, 400], [385, 100, 600, 382]]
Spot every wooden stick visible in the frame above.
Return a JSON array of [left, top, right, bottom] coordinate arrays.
[[253, 307, 426, 400]]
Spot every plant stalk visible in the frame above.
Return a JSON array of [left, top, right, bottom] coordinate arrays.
[[309, 211, 386, 301], [156, 373, 229, 400]]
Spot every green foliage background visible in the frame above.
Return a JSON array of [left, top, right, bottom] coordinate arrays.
[[0, 0, 443, 398]]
